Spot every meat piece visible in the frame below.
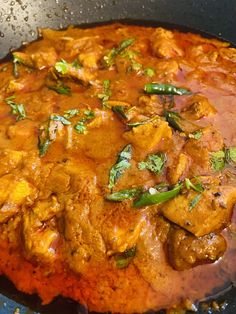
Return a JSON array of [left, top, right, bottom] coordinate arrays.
[[64, 200, 106, 274], [151, 28, 184, 59], [22, 197, 61, 262], [182, 94, 217, 120], [138, 95, 163, 116], [30, 47, 58, 69], [219, 47, 236, 63], [162, 185, 236, 237], [154, 59, 179, 79], [45, 164, 71, 194], [79, 48, 103, 69], [0, 174, 35, 223], [6, 120, 38, 150], [167, 153, 191, 184], [123, 117, 172, 153], [184, 127, 224, 175], [167, 228, 226, 270], [0, 149, 24, 176]]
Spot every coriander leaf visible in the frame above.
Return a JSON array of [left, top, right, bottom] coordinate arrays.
[[138, 153, 166, 174], [103, 38, 135, 67], [98, 79, 112, 104], [225, 147, 236, 165], [108, 144, 132, 189], [191, 130, 202, 140], [106, 187, 142, 202], [50, 114, 71, 125], [84, 109, 95, 120], [210, 150, 225, 171], [63, 109, 80, 119], [4, 96, 27, 121], [144, 67, 155, 77], [185, 178, 204, 193], [189, 194, 202, 211], [54, 59, 69, 74], [130, 61, 142, 72], [114, 246, 136, 269], [74, 121, 87, 134]]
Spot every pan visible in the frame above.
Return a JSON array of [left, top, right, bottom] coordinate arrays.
[[0, 1, 236, 313]]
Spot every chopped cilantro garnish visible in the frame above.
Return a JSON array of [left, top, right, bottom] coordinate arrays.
[[144, 67, 155, 77], [63, 109, 80, 119], [74, 109, 95, 134], [4, 95, 27, 121], [74, 121, 87, 134], [103, 38, 135, 68], [50, 114, 71, 125], [55, 59, 69, 75], [98, 79, 112, 105], [138, 153, 166, 174], [210, 150, 225, 171]]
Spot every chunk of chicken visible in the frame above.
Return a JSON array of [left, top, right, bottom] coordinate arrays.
[[184, 127, 224, 175], [30, 47, 58, 69], [123, 117, 172, 153], [162, 185, 236, 237], [79, 47, 103, 70], [182, 94, 217, 120], [167, 153, 191, 184], [0, 149, 24, 176], [167, 227, 226, 270], [151, 28, 184, 59], [64, 200, 106, 274], [22, 197, 61, 262], [0, 174, 34, 223]]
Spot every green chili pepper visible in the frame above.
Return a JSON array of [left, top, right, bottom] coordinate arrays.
[[133, 184, 182, 207], [144, 83, 191, 95]]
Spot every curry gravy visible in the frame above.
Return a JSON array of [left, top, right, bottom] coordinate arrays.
[[0, 24, 235, 313]]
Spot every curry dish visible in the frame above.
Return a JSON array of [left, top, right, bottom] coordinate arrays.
[[0, 23, 236, 313]]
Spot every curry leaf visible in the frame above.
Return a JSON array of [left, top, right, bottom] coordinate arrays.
[[189, 194, 202, 211], [108, 144, 132, 189], [47, 83, 71, 95], [114, 246, 136, 269]]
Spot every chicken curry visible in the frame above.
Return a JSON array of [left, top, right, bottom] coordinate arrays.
[[0, 23, 236, 313]]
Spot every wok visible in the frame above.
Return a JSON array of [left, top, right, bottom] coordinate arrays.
[[0, 0, 236, 313]]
